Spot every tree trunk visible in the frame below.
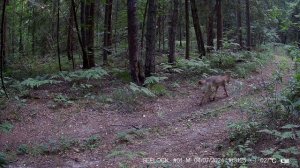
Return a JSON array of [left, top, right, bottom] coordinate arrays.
[[71, 0, 88, 69], [103, 0, 113, 65], [67, 2, 75, 69], [158, 16, 162, 51], [237, 0, 243, 49], [80, 0, 88, 68], [185, 0, 190, 59], [0, 0, 8, 97], [190, 0, 206, 57], [162, 15, 165, 50], [168, 0, 179, 64], [140, 0, 148, 60], [57, 0, 62, 71], [32, 6, 36, 56], [145, 0, 157, 77], [127, 0, 144, 85], [114, 0, 119, 53], [216, 0, 223, 50], [86, 0, 95, 68], [19, 2, 23, 54], [206, 0, 214, 52], [179, 1, 183, 47], [80, 0, 95, 69], [245, 0, 251, 50]]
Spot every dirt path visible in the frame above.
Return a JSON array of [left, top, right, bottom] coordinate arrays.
[[1, 54, 293, 168]]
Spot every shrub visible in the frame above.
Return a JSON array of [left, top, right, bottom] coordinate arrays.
[[228, 121, 260, 144]]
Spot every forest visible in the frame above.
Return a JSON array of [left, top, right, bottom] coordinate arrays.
[[0, 0, 300, 167]]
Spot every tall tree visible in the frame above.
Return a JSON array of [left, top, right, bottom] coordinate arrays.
[[67, 1, 75, 69], [190, 0, 206, 56], [206, 0, 214, 52], [80, 0, 95, 69], [103, 0, 113, 65], [57, 0, 62, 71], [140, 0, 148, 54], [168, 0, 179, 64], [0, 0, 8, 97], [127, 0, 144, 85], [216, 0, 223, 50], [31, 5, 36, 56], [185, 0, 190, 59], [145, 0, 157, 77], [71, 0, 88, 69], [246, 0, 251, 50], [237, 0, 243, 49]]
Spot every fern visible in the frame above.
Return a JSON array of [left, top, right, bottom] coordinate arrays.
[[144, 76, 168, 86], [0, 152, 7, 168], [0, 122, 13, 133], [51, 68, 108, 82], [21, 78, 61, 88], [129, 83, 155, 97]]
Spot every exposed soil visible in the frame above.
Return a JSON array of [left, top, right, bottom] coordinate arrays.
[[0, 55, 294, 168]]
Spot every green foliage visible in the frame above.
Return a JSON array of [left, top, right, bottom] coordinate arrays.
[[258, 124, 300, 167], [129, 83, 156, 97], [52, 67, 108, 82], [0, 122, 13, 133], [53, 94, 74, 106], [284, 44, 300, 59], [107, 150, 146, 160], [177, 58, 213, 74], [235, 62, 258, 78], [111, 68, 132, 82], [228, 121, 260, 144], [17, 144, 29, 155], [144, 76, 168, 86], [21, 77, 61, 89], [116, 129, 148, 144], [150, 84, 168, 96], [0, 152, 7, 168], [83, 134, 101, 150]]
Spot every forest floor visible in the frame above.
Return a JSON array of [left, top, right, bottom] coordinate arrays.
[[0, 53, 294, 168]]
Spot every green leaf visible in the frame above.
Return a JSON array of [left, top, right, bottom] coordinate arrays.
[[0, 122, 13, 133], [279, 147, 300, 155], [261, 148, 275, 156], [281, 124, 300, 129]]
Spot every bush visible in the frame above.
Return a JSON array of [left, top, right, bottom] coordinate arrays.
[[228, 121, 260, 144]]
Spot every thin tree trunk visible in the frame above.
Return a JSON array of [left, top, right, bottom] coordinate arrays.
[[216, 0, 223, 50], [57, 0, 62, 71], [237, 0, 243, 49], [206, 0, 214, 52], [246, 0, 251, 50], [86, 0, 95, 68], [127, 0, 144, 85], [19, 2, 23, 54], [190, 0, 206, 57], [114, 0, 119, 53], [2, 0, 7, 68], [179, 1, 182, 47], [185, 0, 190, 59], [162, 15, 165, 50], [145, 0, 157, 77], [168, 0, 179, 64], [71, 0, 88, 68], [158, 16, 162, 51], [0, 0, 8, 97], [32, 6, 36, 56], [67, 2, 75, 69], [140, 0, 149, 56], [81, 0, 89, 68], [103, 0, 113, 65]]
